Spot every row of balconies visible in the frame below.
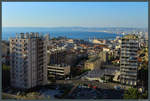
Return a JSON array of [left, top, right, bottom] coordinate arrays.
[[39, 49, 44, 52], [48, 72, 65, 76], [120, 69, 137, 73], [121, 53, 137, 55], [121, 73, 137, 77], [121, 54, 132, 57], [48, 68, 64, 72], [121, 45, 138, 48], [121, 59, 137, 62], [38, 54, 44, 57], [120, 62, 138, 65], [120, 70, 137, 73], [121, 62, 137, 65], [120, 80, 137, 85], [121, 51, 137, 54], [121, 49, 137, 53], [120, 67, 137, 70], [121, 44, 138, 47], [121, 51, 137, 55], [121, 47, 138, 50], [121, 72, 137, 76], [120, 65, 138, 68], [120, 75, 137, 80]]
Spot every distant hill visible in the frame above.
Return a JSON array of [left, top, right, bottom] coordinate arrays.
[[2, 27, 147, 33]]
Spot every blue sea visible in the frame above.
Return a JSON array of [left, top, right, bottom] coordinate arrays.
[[2, 28, 123, 41]]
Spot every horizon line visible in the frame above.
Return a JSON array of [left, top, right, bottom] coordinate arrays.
[[2, 26, 148, 29]]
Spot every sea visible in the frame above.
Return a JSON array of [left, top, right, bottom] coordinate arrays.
[[2, 28, 123, 41]]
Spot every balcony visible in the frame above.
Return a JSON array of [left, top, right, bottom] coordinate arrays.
[[120, 76, 137, 80], [121, 65, 137, 68], [121, 72, 137, 76], [38, 54, 44, 57], [120, 53, 126, 56], [121, 51, 137, 55]]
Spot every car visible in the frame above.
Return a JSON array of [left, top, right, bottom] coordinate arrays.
[[114, 86, 121, 90], [93, 86, 97, 89]]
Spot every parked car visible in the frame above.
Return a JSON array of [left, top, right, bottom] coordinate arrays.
[[114, 86, 121, 90]]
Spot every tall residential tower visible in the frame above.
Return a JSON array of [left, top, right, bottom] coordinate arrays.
[[10, 32, 48, 89], [120, 34, 139, 86]]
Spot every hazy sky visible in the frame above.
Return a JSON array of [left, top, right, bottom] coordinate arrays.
[[2, 2, 148, 28]]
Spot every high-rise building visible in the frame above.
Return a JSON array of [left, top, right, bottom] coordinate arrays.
[[120, 34, 139, 86], [10, 32, 48, 89]]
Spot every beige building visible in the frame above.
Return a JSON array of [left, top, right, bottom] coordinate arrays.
[[84, 56, 102, 70], [47, 64, 70, 79], [10, 32, 48, 89], [98, 51, 108, 63]]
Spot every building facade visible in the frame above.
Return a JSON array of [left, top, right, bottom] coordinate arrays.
[[98, 51, 108, 63], [48, 50, 67, 65], [84, 56, 102, 70], [47, 64, 70, 79], [10, 33, 48, 89], [120, 35, 139, 86]]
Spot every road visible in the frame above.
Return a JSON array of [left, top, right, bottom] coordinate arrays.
[[73, 71, 89, 80], [55, 79, 130, 90], [68, 84, 79, 96], [55, 80, 120, 89]]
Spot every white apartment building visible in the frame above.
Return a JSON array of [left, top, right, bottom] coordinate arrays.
[[120, 34, 139, 86], [10, 32, 48, 89]]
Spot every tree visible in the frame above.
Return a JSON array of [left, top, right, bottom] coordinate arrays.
[[100, 76, 105, 81], [2, 64, 10, 89], [139, 91, 148, 99], [124, 88, 139, 99], [123, 88, 148, 99]]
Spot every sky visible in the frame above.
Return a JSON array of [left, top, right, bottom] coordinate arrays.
[[2, 2, 148, 28]]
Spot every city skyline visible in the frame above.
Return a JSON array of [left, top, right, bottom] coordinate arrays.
[[2, 2, 148, 28], [2, 32, 148, 99], [1, 2, 148, 99]]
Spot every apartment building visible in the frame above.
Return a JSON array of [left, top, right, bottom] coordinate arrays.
[[98, 51, 108, 63], [120, 34, 139, 86], [10, 32, 48, 89], [47, 64, 70, 79], [48, 49, 67, 65], [84, 56, 102, 70]]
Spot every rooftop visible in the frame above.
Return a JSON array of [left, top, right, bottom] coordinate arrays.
[[122, 34, 138, 39], [87, 56, 100, 62], [10, 32, 48, 39]]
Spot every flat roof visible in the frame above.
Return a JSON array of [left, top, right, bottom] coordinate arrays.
[[122, 34, 138, 39]]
